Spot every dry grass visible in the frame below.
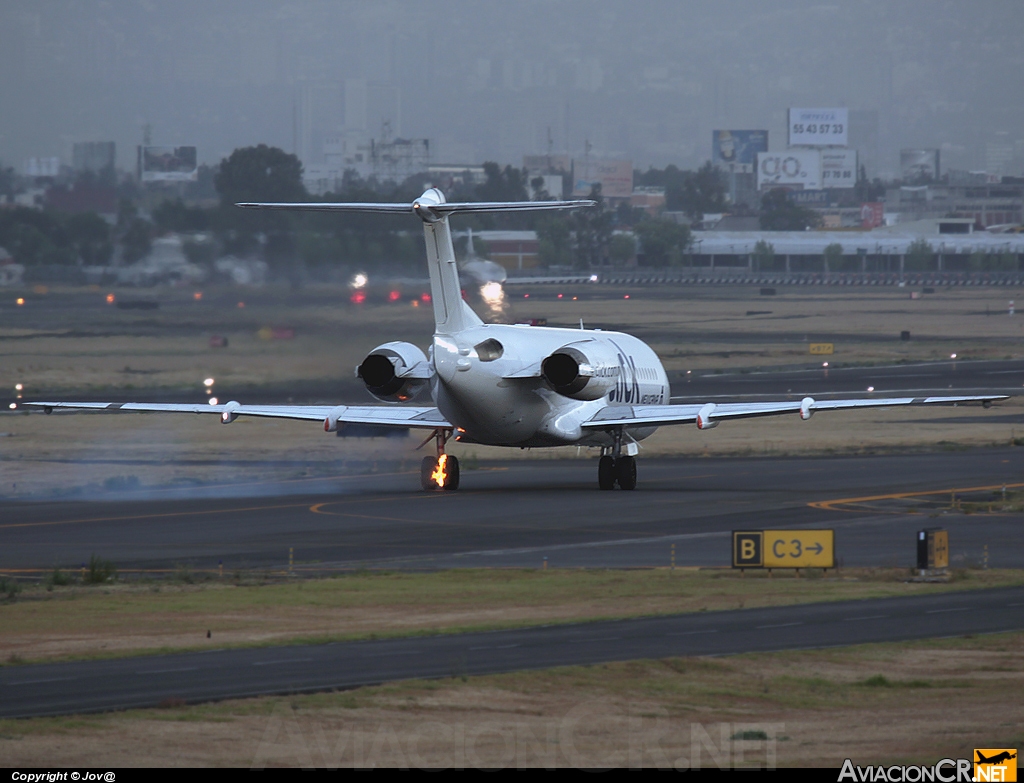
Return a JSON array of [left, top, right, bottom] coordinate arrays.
[[0, 631, 1020, 767], [1, 567, 1021, 666]]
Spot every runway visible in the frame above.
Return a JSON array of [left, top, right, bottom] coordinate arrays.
[[2, 585, 1021, 719], [2, 449, 1024, 573]]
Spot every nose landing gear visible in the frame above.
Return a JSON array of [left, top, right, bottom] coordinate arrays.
[[598, 429, 637, 490], [420, 428, 460, 491]]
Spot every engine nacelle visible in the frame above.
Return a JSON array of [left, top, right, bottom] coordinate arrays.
[[356, 341, 433, 402], [541, 341, 622, 401]]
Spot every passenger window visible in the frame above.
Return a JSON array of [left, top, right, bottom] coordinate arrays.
[[474, 338, 504, 362]]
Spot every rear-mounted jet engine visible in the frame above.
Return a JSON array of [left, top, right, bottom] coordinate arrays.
[[356, 341, 434, 402]]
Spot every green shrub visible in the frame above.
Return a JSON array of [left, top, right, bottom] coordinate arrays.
[[84, 553, 117, 585]]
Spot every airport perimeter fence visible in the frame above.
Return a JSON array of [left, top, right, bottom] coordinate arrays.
[[513, 271, 1024, 288]]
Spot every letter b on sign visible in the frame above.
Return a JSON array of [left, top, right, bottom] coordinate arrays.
[[733, 531, 763, 567]]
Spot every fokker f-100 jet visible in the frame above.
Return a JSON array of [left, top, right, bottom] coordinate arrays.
[[27, 190, 1006, 491]]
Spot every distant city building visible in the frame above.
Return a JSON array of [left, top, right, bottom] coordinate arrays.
[[72, 142, 115, 173], [631, 187, 665, 216]]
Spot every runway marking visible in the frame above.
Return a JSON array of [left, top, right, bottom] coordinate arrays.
[[252, 658, 315, 666], [809, 482, 1024, 513], [666, 629, 718, 636], [845, 615, 888, 622], [6, 677, 77, 686], [136, 667, 199, 674], [0, 501, 315, 531], [756, 622, 803, 629], [925, 607, 971, 614], [570, 637, 621, 643]]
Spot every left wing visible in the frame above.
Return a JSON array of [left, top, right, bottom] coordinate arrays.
[[24, 401, 452, 430], [582, 394, 1006, 430]]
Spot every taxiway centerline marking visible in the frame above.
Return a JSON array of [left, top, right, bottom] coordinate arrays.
[[808, 481, 1024, 512]]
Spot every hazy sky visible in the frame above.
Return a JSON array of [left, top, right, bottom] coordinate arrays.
[[1, 1, 1021, 177]]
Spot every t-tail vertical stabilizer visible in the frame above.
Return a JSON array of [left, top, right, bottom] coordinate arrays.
[[236, 189, 596, 334]]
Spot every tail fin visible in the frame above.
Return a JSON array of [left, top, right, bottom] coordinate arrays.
[[238, 189, 595, 334]]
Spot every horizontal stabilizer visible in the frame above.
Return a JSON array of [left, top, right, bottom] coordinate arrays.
[[237, 199, 595, 220]]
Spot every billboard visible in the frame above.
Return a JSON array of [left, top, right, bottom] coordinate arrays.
[[24, 157, 60, 177], [712, 130, 769, 174], [860, 202, 884, 229], [757, 150, 821, 190], [788, 108, 848, 147], [139, 146, 198, 182], [571, 158, 633, 198], [787, 189, 828, 205], [900, 149, 940, 181], [820, 148, 857, 189]]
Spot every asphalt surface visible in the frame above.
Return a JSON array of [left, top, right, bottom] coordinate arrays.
[[2, 448, 1024, 573], [2, 585, 1021, 719]]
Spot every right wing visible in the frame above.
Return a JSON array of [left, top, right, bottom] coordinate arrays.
[[582, 394, 1007, 430]]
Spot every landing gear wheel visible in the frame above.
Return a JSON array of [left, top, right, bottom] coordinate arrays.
[[420, 454, 460, 491], [421, 456, 439, 491], [616, 455, 637, 490], [598, 455, 616, 490], [443, 455, 460, 491]]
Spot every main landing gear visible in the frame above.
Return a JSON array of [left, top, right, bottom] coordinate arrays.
[[420, 428, 460, 491], [598, 430, 637, 491]]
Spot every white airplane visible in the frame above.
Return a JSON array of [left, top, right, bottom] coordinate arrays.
[[26, 188, 1006, 491]]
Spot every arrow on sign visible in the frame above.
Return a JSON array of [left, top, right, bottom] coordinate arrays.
[[807, 543, 824, 555]]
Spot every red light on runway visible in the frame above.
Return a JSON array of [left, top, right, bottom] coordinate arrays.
[[350, 291, 367, 304], [388, 290, 401, 302]]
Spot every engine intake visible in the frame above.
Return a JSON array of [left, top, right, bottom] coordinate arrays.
[[541, 342, 620, 401], [357, 341, 433, 402]]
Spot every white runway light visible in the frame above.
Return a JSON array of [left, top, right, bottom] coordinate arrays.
[[208, 397, 219, 406], [203, 378, 215, 387]]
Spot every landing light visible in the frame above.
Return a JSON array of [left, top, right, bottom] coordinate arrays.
[[867, 386, 875, 392], [950, 353, 957, 359], [15, 383, 23, 391], [209, 397, 219, 406], [8, 403, 16, 410], [589, 274, 598, 282], [822, 362, 829, 368], [351, 273, 368, 289]]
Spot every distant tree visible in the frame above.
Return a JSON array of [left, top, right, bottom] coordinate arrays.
[[65, 212, 113, 266], [752, 239, 776, 270], [638, 163, 727, 220], [608, 233, 637, 266], [152, 198, 210, 233], [634, 219, 691, 266], [759, 189, 823, 231], [823, 242, 843, 272], [120, 218, 152, 264], [570, 185, 613, 268], [476, 163, 528, 203], [536, 215, 572, 267], [214, 145, 306, 206], [904, 238, 934, 271]]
